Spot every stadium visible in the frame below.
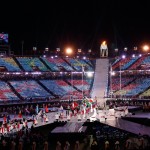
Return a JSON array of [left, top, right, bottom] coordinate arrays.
[[0, 38, 150, 149]]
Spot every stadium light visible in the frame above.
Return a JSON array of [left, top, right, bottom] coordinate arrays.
[[78, 49, 82, 53], [122, 55, 126, 59], [45, 47, 49, 51], [110, 71, 115, 76], [124, 47, 128, 51], [86, 72, 94, 78], [56, 48, 60, 52], [114, 48, 118, 52], [134, 46, 138, 51], [143, 45, 149, 52], [139, 54, 142, 57], [88, 49, 92, 53], [66, 47, 73, 55]]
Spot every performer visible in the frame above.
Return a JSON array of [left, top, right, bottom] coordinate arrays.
[[1, 124, 4, 134], [18, 110, 22, 118], [0, 126, 1, 134], [83, 105, 86, 119], [67, 114, 70, 121], [55, 113, 59, 121], [33, 116, 38, 125], [3, 115, 7, 124], [43, 113, 47, 123], [45, 115, 49, 123], [17, 122, 20, 131], [36, 104, 39, 115], [90, 103, 93, 113], [25, 119, 28, 127], [7, 123, 10, 133], [59, 105, 64, 113]]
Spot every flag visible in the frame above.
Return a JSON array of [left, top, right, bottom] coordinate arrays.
[[45, 104, 49, 113], [36, 105, 39, 114], [71, 102, 78, 109], [89, 99, 93, 103], [82, 66, 85, 72]]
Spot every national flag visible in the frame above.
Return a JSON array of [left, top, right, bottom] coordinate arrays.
[[36, 105, 39, 114], [45, 104, 49, 113], [71, 102, 78, 109]]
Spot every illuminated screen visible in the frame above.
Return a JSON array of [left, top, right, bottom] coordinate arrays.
[[0, 33, 8, 44]]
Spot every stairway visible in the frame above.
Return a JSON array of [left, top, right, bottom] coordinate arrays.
[[62, 58, 77, 70], [64, 79, 82, 92], [39, 57, 53, 71], [7, 81, 24, 100], [36, 79, 57, 98], [13, 56, 25, 71], [91, 58, 109, 106]]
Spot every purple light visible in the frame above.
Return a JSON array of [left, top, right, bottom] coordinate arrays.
[[122, 55, 126, 59], [139, 54, 142, 57]]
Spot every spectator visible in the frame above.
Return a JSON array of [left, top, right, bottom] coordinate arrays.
[[43, 139, 48, 150], [56, 141, 62, 150], [64, 141, 70, 150], [74, 140, 80, 150], [32, 141, 36, 150], [125, 137, 132, 150], [91, 140, 98, 150], [115, 140, 120, 150], [105, 140, 110, 150], [10, 140, 16, 150], [18, 141, 23, 150]]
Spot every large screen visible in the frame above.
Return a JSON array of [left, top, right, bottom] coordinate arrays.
[[0, 33, 8, 44]]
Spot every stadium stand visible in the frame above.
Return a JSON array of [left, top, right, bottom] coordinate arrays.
[[16, 57, 49, 71], [9, 80, 53, 99], [0, 57, 21, 71], [0, 81, 19, 101]]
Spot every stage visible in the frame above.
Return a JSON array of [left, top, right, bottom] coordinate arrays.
[[1, 106, 150, 137]]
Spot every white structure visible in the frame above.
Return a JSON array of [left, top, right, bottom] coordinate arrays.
[[100, 41, 108, 57], [91, 58, 109, 106]]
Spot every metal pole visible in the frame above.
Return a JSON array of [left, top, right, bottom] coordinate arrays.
[[71, 70, 73, 99], [120, 64, 122, 99], [82, 65, 84, 98], [110, 64, 112, 98], [21, 40, 24, 56]]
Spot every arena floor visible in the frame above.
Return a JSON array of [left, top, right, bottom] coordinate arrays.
[[1, 107, 150, 136]]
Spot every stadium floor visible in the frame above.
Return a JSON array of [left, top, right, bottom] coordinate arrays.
[[1, 108, 150, 136]]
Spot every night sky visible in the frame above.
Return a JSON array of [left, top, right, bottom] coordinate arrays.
[[0, 0, 150, 56]]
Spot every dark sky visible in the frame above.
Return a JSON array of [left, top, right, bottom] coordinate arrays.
[[0, 0, 150, 56]]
